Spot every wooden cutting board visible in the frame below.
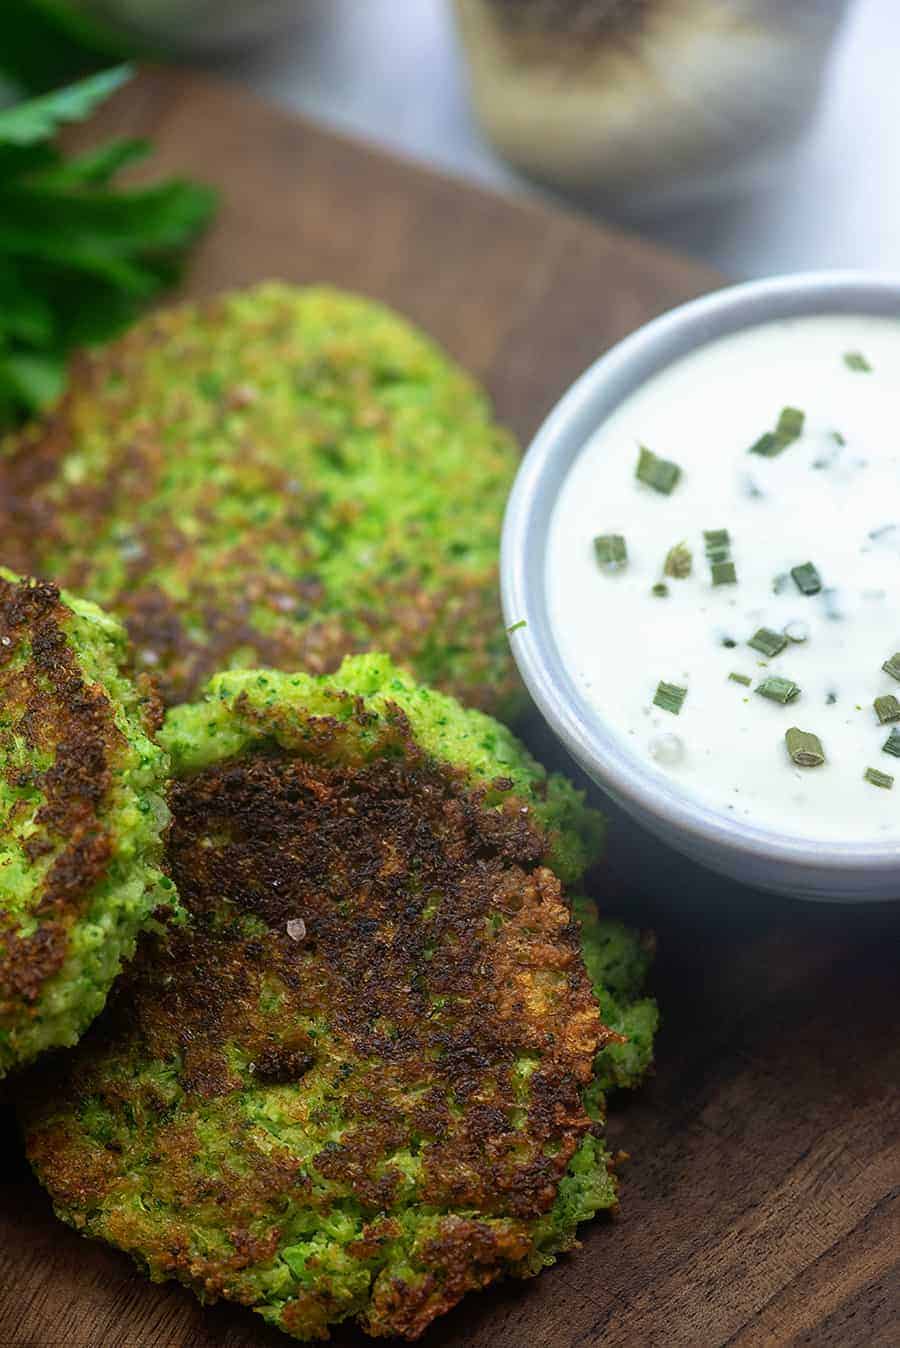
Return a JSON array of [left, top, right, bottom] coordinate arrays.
[[1, 68, 897, 1348]]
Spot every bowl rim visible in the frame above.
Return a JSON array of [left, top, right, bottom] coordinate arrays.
[[501, 269, 900, 880]]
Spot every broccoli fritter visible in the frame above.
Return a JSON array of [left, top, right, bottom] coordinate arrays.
[[0, 571, 171, 1077], [0, 284, 521, 714], [21, 656, 654, 1341]]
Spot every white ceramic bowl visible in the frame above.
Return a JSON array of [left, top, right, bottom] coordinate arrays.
[[501, 272, 900, 902]]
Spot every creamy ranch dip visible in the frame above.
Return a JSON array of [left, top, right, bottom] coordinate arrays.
[[546, 314, 900, 843]]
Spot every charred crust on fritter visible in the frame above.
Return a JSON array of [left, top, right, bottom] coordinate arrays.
[[23, 726, 603, 1315], [0, 575, 121, 1010]]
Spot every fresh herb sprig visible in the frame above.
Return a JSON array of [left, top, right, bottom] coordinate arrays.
[[0, 65, 217, 429], [2, 0, 132, 95]]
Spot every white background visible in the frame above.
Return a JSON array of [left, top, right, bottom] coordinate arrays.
[[222, 0, 900, 280]]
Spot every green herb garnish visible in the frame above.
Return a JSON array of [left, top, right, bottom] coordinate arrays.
[[663, 542, 692, 578], [653, 681, 687, 715], [636, 446, 681, 495], [874, 695, 900, 724], [748, 432, 778, 457], [729, 672, 752, 686], [844, 351, 872, 373], [651, 582, 669, 598], [748, 627, 787, 658], [0, 66, 217, 429], [594, 533, 627, 571], [790, 562, 822, 596], [720, 636, 737, 649], [704, 529, 736, 585], [882, 728, 900, 758], [785, 727, 825, 766], [864, 766, 893, 789], [703, 528, 731, 561], [748, 406, 805, 456], [882, 653, 900, 682], [506, 619, 527, 634], [776, 406, 804, 441], [757, 676, 801, 705]]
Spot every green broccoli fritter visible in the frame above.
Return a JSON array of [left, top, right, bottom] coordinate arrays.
[[21, 655, 655, 1341], [0, 284, 521, 714], [0, 570, 171, 1077]]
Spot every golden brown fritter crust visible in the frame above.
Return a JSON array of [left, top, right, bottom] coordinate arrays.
[[0, 573, 170, 1074], [0, 285, 521, 713], [23, 712, 607, 1338], [0, 577, 119, 1012]]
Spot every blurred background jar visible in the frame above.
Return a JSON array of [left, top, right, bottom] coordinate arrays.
[[74, 0, 305, 55], [455, 0, 852, 210]]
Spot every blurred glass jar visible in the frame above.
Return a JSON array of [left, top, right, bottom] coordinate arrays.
[[455, 0, 851, 209], [74, 0, 304, 55]]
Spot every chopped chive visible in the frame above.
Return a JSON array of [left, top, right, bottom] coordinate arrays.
[[703, 528, 730, 554], [748, 627, 788, 658], [663, 541, 692, 578], [882, 728, 900, 757], [594, 533, 628, 571], [757, 675, 801, 705], [882, 653, 900, 682], [790, 561, 822, 596], [776, 406, 804, 441], [864, 766, 893, 789], [651, 581, 669, 597], [772, 573, 789, 596], [832, 430, 846, 445], [636, 446, 681, 495], [844, 351, 872, 372], [874, 694, 900, 724], [748, 432, 778, 457], [729, 672, 752, 686], [704, 529, 736, 584], [720, 636, 737, 649], [785, 727, 825, 766], [506, 619, 527, 634], [653, 681, 687, 715], [826, 690, 838, 705], [748, 406, 805, 456]]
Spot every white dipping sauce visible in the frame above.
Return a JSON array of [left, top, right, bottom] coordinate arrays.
[[546, 315, 900, 843]]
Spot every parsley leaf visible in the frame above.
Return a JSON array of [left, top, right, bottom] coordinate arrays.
[[0, 66, 216, 429]]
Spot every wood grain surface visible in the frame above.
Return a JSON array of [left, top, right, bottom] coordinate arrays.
[[1, 68, 897, 1348]]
